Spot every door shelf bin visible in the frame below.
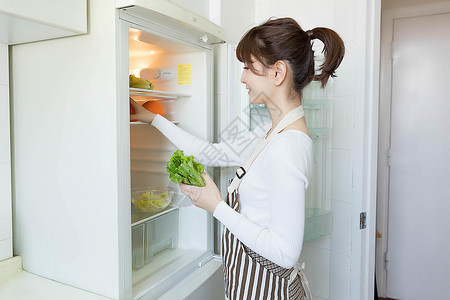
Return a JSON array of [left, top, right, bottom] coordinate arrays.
[[132, 208, 179, 269], [304, 208, 333, 242], [309, 128, 330, 139]]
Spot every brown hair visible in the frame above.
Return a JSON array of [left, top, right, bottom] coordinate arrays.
[[236, 17, 345, 93]]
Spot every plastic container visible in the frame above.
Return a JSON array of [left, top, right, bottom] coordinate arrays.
[[140, 67, 176, 81], [131, 188, 174, 212], [132, 223, 145, 269], [145, 209, 179, 263]]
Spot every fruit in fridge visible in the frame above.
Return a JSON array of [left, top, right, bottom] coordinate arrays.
[[142, 101, 165, 117], [130, 101, 139, 122], [129, 74, 155, 90]]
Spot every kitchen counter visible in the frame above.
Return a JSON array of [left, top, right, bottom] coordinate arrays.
[[0, 256, 111, 300]]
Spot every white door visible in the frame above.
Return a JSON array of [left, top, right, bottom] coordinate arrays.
[[387, 13, 450, 299]]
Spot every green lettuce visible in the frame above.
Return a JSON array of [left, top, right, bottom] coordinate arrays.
[[166, 150, 206, 187]]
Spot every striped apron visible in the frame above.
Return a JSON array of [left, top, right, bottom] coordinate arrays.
[[221, 105, 313, 300]]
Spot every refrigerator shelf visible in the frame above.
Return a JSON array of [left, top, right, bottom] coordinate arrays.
[[132, 248, 206, 297], [303, 99, 331, 109], [129, 88, 191, 100], [130, 121, 180, 125], [304, 207, 333, 242], [131, 204, 179, 227]]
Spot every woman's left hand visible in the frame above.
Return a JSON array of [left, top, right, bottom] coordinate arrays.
[[178, 172, 222, 213]]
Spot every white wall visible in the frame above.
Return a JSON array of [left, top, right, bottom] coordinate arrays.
[[168, 0, 211, 23], [255, 1, 371, 299], [0, 43, 12, 262], [221, 0, 256, 44]]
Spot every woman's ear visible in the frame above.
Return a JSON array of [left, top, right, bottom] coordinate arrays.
[[273, 60, 287, 86]]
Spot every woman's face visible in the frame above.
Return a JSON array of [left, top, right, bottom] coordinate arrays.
[[240, 58, 275, 105]]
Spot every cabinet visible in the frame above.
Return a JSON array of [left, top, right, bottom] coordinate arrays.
[[0, 0, 87, 262], [0, 0, 87, 45]]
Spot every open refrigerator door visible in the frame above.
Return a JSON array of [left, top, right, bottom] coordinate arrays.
[[119, 4, 243, 299], [248, 78, 334, 244]]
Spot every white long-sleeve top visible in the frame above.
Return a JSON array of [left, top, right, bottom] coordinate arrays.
[[151, 114, 313, 269]]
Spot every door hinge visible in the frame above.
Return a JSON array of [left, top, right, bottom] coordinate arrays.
[[385, 251, 390, 270], [386, 148, 391, 166], [360, 212, 367, 229]]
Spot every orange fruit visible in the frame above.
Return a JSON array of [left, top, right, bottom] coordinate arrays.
[[142, 101, 165, 117], [130, 103, 139, 122]]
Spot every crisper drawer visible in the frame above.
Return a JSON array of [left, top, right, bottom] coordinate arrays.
[[132, 209, 179, 269]]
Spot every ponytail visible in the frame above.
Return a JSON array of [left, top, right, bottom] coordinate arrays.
[[236, 18, 345, 95], [306, 27, 345, 88]]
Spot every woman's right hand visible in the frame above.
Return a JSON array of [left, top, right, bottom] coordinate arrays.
[[130, 97, 157, 123]]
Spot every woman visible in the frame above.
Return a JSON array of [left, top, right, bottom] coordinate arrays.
[[131, 17, 344, 300]]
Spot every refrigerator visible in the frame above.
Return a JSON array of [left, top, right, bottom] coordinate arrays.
[[11, 1, 333, 299], [11, 1, 247, 299]]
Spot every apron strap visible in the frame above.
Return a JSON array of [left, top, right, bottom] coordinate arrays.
[[227, 105, 305, 194], [289, 262, 313, 299]]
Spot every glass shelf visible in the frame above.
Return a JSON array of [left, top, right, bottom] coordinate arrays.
[[130, 121, 180, 125], [303, 99, 331, 110], [131, 204, 179, 227], [304, 208, 333, 242], [131, 191, 187, 227], [129, 88, 190, 100]]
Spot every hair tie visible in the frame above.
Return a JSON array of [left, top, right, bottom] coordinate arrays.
[[306, 29, 314, 39]]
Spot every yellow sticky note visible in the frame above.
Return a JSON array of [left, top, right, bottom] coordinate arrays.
[[177, 64, 191, 85]]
